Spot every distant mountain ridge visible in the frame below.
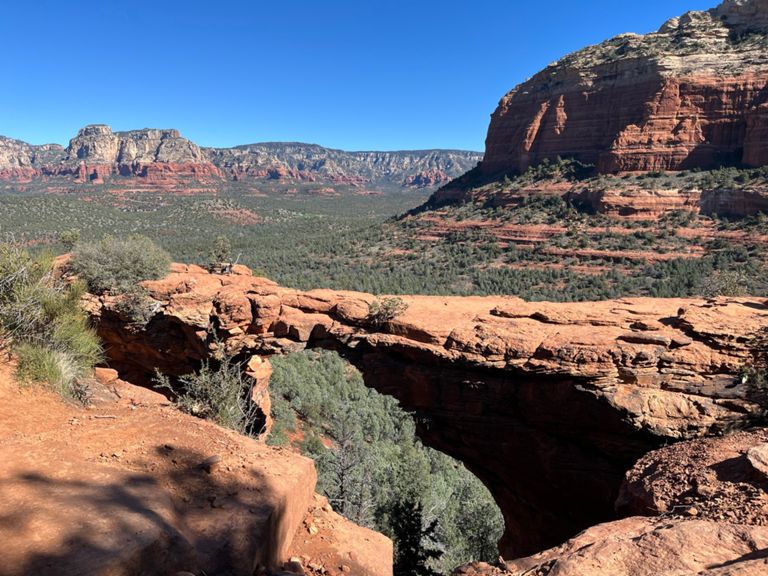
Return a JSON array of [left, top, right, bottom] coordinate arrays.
[[0, 124, 481, 190]]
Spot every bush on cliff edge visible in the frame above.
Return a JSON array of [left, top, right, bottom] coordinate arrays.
[[154, 353, 266, 437], [0, 240, 101, 402], [69, 234, 171, 294]]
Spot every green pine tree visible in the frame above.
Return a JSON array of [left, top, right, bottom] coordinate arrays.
[[391, 498, 442, 576]]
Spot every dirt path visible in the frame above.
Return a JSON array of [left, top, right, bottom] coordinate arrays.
[[0, 363, 390, 576]]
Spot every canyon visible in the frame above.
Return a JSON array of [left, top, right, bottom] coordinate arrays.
[[5, 1, 768, 573], [81, 263, 768, 562], [0, 125, 481, 192]]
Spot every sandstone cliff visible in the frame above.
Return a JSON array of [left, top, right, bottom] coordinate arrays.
[[480, 0, 768, 177], [0, 125, 480, 190], [0, 125, 221, 186], [67, 124, 210, 165], [0, 136, 65, 181], [80, 263, 768, 558]]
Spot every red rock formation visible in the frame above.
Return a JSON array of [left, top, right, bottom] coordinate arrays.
[[0, 167, 40, 182], [0, 128, 481, 191], [599, 75, 768, 173], [69, 161, 223, 189], [501, 517, 768, 576], [429, 174, 768, 219], [75, 163, 114, 183], [80, 263, 768, 557], [700, 186, 768, 216], [617, 429, 768, 524], [744, 102, 768, 166], [480, 2, 768, 177], [123, 162, 222, 179], [486, 428, 768, 575], [568, 186, 703, 218], [207, 143, 480, 189]]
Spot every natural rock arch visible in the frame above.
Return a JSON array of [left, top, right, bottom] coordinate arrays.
[[86, 264, 768, 556]]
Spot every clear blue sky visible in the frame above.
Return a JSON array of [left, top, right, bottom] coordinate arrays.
[[1, 0, 717, 151]]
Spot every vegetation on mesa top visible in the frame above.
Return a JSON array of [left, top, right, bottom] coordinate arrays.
[[428, 156, 768, 206], [1, 162, 767, 300], [69, 235, 171, 295]]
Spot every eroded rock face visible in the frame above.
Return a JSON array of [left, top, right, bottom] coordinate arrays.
[[717, 0, 768, 32], [480, 0, 768, 177], [82, 264, 768, 557], [617, 428, 768, 526], [501, 518, 768, 576], [65, 125, 223, 185], [66, 125, 209, 166], [0, 136, 66, 181], [402, 168, 453, 188], [206, 143, 481, 188]]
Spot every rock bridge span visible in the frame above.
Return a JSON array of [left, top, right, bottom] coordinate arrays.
[[85, 263, 768, 557]]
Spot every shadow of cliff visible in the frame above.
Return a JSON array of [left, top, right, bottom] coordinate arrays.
[[705, 548, 768, 570], [97, 312, 211, 384], [0, 445, 282, 576]]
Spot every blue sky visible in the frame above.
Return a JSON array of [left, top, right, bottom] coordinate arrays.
[[1, 0, 717, 151]]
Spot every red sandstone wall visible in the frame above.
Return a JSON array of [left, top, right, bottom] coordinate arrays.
[[482, 74, 768, 176]]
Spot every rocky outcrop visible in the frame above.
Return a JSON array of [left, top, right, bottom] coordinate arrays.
[[81, 263, 768, 557], [478, 428, 768, 575], [0, 136, 66, 181], [0, 362, 392, 576], [67, 125, 210, 165], [0, 127, 481, 191], [617, 428, 768, 525], [568, 184, 768, 219], [402, 168, 453, 188], [428, 171, 768, 218], [65, 125, 222, 186], [498, 517, 768, 576], [0, 126, 221, 188], [718, 0, 768, 31], [479, 0, 768, 177]]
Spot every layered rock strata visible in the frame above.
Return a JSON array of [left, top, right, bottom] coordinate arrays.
[[498, 517, 768, 576], [430, 177, 768, 218], [206, 143, 480, 188], [457, 424, 768, 575], [480, 0, 768, 177]]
